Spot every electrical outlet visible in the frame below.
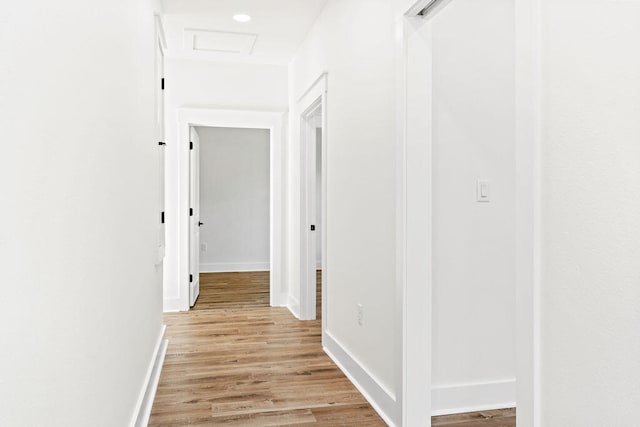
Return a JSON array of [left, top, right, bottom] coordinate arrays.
[[200, 242, 207, 252], [357, 304, 364, 326]]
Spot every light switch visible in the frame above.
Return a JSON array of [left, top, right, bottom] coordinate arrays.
[[477, 179, 490, 202]]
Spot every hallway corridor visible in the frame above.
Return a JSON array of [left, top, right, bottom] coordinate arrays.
[[148, 272, 385, 426], [149, 272, 515, 426]]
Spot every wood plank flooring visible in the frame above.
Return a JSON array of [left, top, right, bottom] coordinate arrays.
[[149, 271, 384, 426], [149, 271, 515, 426], [432, 409, 515, 426]]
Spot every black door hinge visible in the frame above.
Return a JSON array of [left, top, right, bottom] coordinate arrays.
[[158, 141, 166, 146], [161, 211, 165, 224], [189, 141, 193, 150], [190, 208, 194, 217], [310, 225, 316, 231], [161, 78, 165, 90], [189, 274, 193, 283]]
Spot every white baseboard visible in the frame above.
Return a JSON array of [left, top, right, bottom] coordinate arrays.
[[270, 292, 288, 308], [431, 379, 516, 416], [199, 262, 270, 273], [163, 297, 181, 313], [286, 294, 300, 319], [323, 331, 399, 427], [131, 325, 168, 427]]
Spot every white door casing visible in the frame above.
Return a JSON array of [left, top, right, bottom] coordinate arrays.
[[398, 0, 541, 425], [297, 74, 327, 324], [175, 108, 286, 311]]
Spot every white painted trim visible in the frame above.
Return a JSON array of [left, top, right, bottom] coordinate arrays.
[[324, 332, 399, 427], [431, 379, 516, 416], [397, 9, 433, 426], [154, 15, 167, 52], [297, 73, 328, 324], [286, 294, 300, 319], [175, 108, 286, 312], [130, 325, 167, 427], [163, 297, 181, 313], [515, 1, 543, 425], [200, 262, 270, 273], [395, 14, 409, 427]]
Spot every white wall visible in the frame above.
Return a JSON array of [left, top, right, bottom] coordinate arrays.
[[430, 0, 516, 414], [163, 59, 287, 310], [0, 0, 164, 425], [288, 0, 399, 422], [540, 2, 640, 425], [197, 127, 271, 272]]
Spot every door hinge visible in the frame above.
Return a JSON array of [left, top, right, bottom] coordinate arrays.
[[161, 211, 165, 224], [158, 141, 166, 146], [310, 224, 316, 231], [189, 141, 193, 150], [189, 274, 193, 283], [190, 208, 193, 217], [161, 78, 165, 90]]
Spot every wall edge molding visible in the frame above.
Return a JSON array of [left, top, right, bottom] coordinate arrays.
[[286, 295, 301, 319], [163, 297, 182, 313], [431, 378, 516, 416], [130, 326, 168, 427], [199, 262, 270, 273], [323, 332, 400, 427]]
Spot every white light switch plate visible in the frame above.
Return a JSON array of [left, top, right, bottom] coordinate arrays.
[[477, 179, 490, 202]]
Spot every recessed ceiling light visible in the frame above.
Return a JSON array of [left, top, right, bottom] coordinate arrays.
[[233, 14, 251, 23]]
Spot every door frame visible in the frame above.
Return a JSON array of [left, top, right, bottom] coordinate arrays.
[[397, 1, 542, 425], [176, 108, 287, 311], [297, 74, 328, 323]]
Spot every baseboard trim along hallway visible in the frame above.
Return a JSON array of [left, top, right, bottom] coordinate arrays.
[[323, 331, 400, 426], [199, 262, 270, 273], [131, 325, 168, 427], [431, 379, 516, 416]]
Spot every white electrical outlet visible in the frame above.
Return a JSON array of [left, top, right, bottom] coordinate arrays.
[[200, 242, 207, 252], [357, 304, 364, 326]]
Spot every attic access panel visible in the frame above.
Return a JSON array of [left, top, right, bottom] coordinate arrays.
[[183, 29, 257, 55]]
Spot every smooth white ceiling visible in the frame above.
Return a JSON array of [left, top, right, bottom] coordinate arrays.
[[161, 0, 328, 65]]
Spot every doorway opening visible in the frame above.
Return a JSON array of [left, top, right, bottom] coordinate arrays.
[[298, 74, 327, 325], [175, 108, 286, 312], [400, 0, 537, 425], [189, 126, 271, 308]]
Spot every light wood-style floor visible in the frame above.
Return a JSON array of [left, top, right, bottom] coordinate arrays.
[[432, 409, 515, 427], [149, 271, 515, 426]]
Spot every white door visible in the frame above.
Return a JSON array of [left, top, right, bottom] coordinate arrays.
[[189, 127, 201, 306], [155, 38, 165, 268]]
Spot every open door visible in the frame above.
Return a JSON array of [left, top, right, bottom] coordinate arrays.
[[189, 127, 201, 307], [155, 33, 165, 270]]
